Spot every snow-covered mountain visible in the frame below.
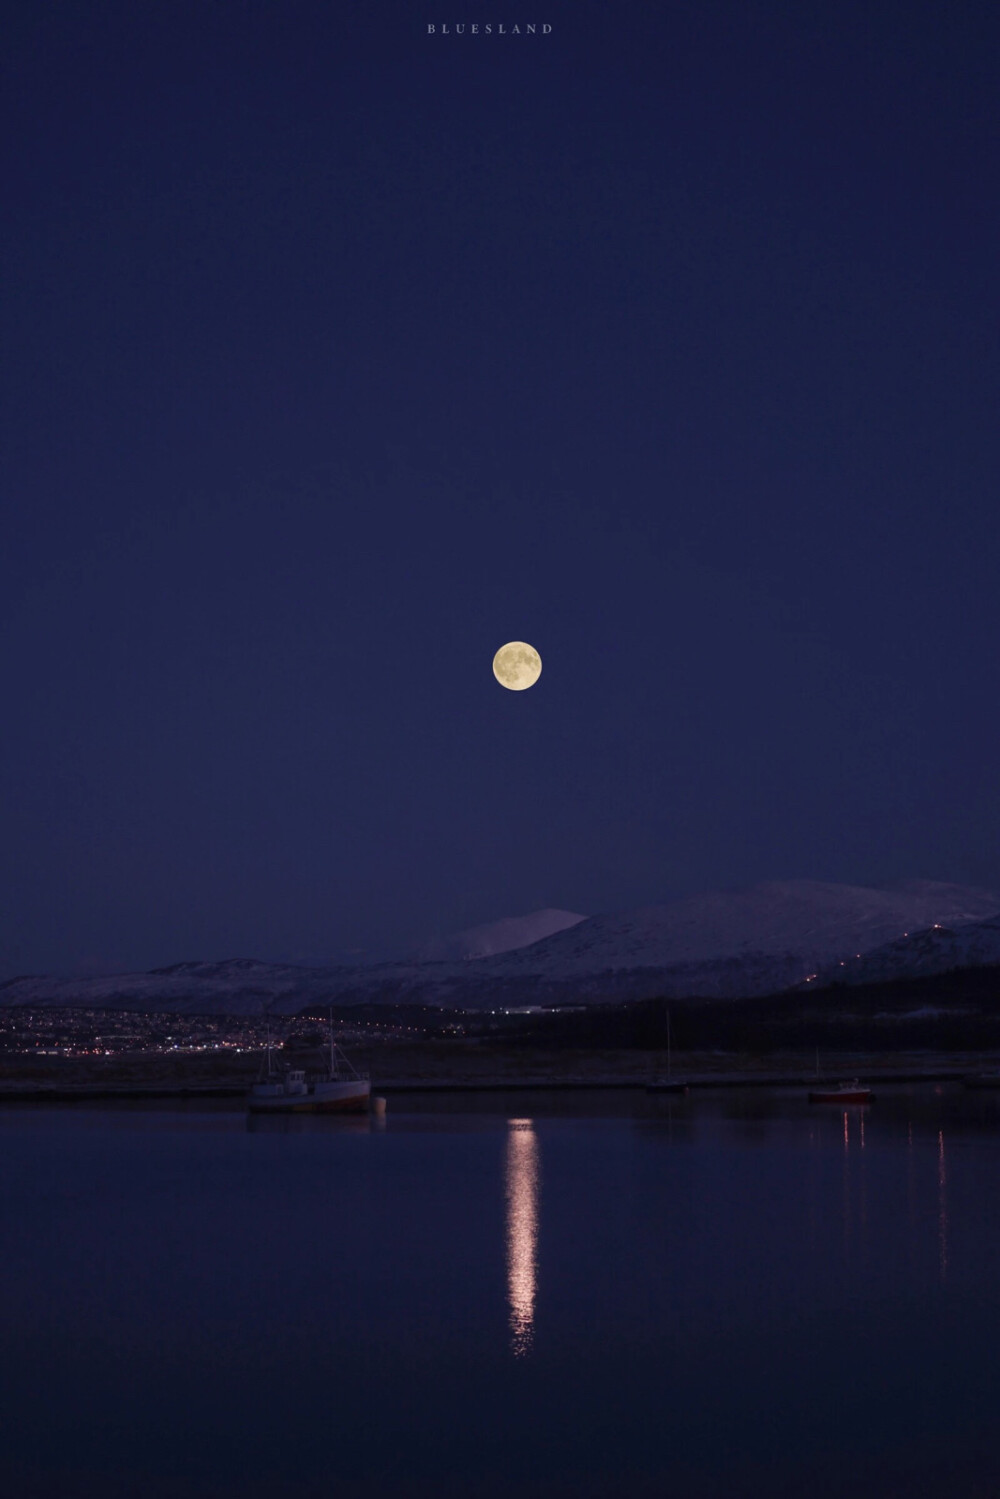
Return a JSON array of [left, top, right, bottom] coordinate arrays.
[[412, 909, 587, 961], [465, 879, 1000, 1001], [486, 879, 998, 973], [2, 879, 998, 1015]]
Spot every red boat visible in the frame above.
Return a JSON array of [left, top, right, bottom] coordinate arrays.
[[808, 1079, 873, 1104]]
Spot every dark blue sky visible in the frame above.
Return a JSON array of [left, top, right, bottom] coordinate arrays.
[[2, 0, 998, 976]]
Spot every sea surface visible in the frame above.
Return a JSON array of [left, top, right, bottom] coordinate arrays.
[[1, 1084, 999, 1498]]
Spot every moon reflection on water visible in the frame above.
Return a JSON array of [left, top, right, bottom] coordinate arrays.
[[505, 1119, 540, 1357]]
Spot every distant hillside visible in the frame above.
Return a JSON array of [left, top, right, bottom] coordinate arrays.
[[501, 964, 1000, 1053], [811, 914, 1000, 988], [2, 879, 998, 1015]]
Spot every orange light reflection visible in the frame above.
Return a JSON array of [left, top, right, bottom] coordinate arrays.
[[938, 1129, 948, 1282]]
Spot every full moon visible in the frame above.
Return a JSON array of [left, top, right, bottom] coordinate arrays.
[[493, 641, 542, 691]]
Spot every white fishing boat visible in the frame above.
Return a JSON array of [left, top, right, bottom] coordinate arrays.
[[247, 1027, 371, 1114]]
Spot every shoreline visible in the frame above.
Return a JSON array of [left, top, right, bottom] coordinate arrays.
[[0, 1059, 995, 1103], [2, 1041, 999, 1103]]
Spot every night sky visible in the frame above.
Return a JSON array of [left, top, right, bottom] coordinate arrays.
[[2, 0, 998, 978]]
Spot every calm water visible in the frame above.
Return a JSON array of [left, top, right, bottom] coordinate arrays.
[[1, 1085, 999, 1498]]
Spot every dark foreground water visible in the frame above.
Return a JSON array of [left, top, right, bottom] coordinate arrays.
[[1, 1084, 999, 1499]]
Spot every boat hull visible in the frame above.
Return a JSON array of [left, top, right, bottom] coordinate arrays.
[[247, 1082, 371, 1114], [808, 1088, 872, 1104]]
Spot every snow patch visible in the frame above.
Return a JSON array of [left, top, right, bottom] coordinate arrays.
[[413, 909, 587, 961]]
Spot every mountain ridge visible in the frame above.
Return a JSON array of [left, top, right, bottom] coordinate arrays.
[[3, 879, 998, 1015]]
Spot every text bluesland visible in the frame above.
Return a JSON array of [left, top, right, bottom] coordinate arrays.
[[426, 23, 553, 35]]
